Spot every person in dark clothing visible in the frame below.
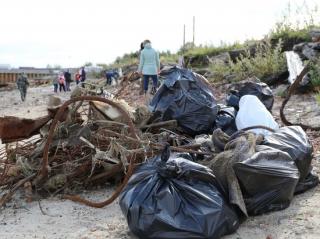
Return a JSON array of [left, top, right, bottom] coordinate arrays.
[[16, 72, 29, 101], [64, 69, 72, 91], [140, 42, 144, 52], [80, 67, 86, 88], [53, 75, 59, 93], [105, 70, 120, 85], [105, 70, 114, 85]]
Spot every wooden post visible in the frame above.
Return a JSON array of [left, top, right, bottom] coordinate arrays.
[[183, 24, 186, 52], [192, 16, 195, 46]]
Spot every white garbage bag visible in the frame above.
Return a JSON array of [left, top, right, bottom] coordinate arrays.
[[236, 95, 279, 136]]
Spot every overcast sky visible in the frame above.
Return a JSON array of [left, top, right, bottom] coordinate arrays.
[[0, 0, 318, 68]]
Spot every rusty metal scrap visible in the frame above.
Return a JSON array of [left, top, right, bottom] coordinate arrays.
[[0, 92, 211, 208], [280, 63, 320, 130], [0, 115, 51, 143]]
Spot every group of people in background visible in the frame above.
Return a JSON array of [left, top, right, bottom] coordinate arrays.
[[53, 67, 86, 93], [17, 39, 160, 100], [14, 37, 169, 103], [50, 39, 160, 96], [15, 37, 160, 101]]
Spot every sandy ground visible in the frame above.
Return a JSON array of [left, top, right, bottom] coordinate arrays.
[[0, 83, 320, 239]]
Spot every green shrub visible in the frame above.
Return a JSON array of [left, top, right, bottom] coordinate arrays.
[[108, 50, 178, 69], [183, 42, 244, 58], [160, 51, 179, 64], [209, 40, 286, 82], [316, 92, 320, 106], [310, 59, 320, 87], [269, 2, 320, 46]]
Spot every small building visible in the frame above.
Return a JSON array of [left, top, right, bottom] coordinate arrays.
[[0, 68, 53, 85]]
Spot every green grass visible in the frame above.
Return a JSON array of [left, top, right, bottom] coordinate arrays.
[[269, 2, 320, 47], [209, 40, 286, 83], [160, 52, 179, 64], [107, 51, 179, 69], [316, 92, 320, 105], [183, 42, 244, 58], [310, 59, 320, 87], [269, 24, 312, 43]]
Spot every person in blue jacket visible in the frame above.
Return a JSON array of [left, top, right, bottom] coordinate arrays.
[[138, 40, 160, 95], [105, 70, 114, 85]]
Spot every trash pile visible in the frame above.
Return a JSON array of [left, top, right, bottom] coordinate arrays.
[[0, 66, 319, 238], [119, 67, 319, 238]]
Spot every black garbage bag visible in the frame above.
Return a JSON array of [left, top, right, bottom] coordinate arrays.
[[263, 126, 313, 181], [149, 66, 218, 136], [120, 147, 239, 239], [226, 79, 274, 111], [295, 171, 319, 194], [234, 145, 300, 216], [214, 105, 237, 136]]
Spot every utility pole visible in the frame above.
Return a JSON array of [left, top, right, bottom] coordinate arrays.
[[192, 16, 195, 46], [183, 24, 186, 52]]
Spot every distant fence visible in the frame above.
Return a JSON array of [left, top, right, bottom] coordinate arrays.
[[0, 72, 53, 85]]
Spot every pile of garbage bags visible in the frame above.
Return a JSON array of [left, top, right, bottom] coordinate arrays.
[[119, 69, 318, 239], [120, 125, 318, 238], [149, 67, 276, 137], [217, 79, 276, 136]]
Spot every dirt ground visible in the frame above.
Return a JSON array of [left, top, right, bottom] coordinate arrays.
[[1, 82, 320, 239]]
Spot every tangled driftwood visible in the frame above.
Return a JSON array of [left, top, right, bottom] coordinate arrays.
[[0, 93, 209, 208]]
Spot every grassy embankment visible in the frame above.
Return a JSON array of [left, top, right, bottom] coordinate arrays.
[[106, 3, 319, 95]]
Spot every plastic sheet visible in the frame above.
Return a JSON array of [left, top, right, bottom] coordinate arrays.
[[149, 66, 218, 136], [120, 147, 239, 239], [235, 95, 279, 136]]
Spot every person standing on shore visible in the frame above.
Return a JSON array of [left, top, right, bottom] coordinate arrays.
[[138, 42, 145, 95], [64, 69, 72, 91], [16, 72, 29, 101], [75, 72, 81, 85], [138, 39, 160, 95], [80, 67, 86, 88], [58, 72, 66, 92], [53, 74, 59, 93]]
